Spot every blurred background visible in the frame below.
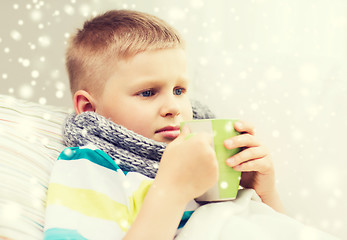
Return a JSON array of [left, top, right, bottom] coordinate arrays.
[[1, 0, 346, 238]]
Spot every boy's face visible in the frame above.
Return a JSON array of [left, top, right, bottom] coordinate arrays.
[[95, 48, 193, 143]]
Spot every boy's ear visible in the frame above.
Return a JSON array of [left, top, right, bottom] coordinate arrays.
[[73, 90, 96, 114]]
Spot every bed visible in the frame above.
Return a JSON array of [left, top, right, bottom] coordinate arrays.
[[0, 94, 339, 240]]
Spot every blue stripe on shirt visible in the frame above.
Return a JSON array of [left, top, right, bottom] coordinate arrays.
[[178, 211, 194, 229], [44, 228, 87, 240], [58, 147, 120, 172], [55, 146, 194, 230]]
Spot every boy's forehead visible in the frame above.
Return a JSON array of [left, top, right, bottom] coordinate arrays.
[[105, 48, 188, 87], [121, 48, 186, 64], [113, 48, 187, 72]]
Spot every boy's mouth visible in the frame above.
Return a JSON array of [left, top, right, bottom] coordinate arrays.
[[155, 126, 180, 140]]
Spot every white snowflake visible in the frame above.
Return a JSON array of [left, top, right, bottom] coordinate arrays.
[[41, 137, 49, 145], [120, 219, 130, 229], [213, 130, 217, 137], [272, 130, 280, 138], [291, 129, 303, 140], [64, 5, 75, 15], [122, 180, 131, 189], [152, 163, 159, 169], [31, 70, 40, 78], [168, 8, 186, 20], [10, 30, 22, 41], [81, 129, 88, 137], [250, 42, 258, 50], [239, 71, 248, 79], [299, 188, 309, 197], [63, 148, 73, 157], [0, 203, 21, 223], [38, 35, 51, 47], [190, 0, 204, 8], [51, 70, 61, 79], [52, 10, 60, 16], [21, 58, 31, 67], [299, 63, 319, 83], [251, 102, 259, 110], [79, 4, 91, 17], [220, 181, 228, 189], [299, 226, 320, 240], [265, 66, 282, 80], [30, 9, 42, 21], [224, 121, 233, 132], [55, 90, 64, 99], [28, 42, 36, 50], [224, 58, 233, 66], [28, 135, 36, 144], [333, 188, 342, 198], [199, 57, 208, 66], [19, 84, 34, 99]]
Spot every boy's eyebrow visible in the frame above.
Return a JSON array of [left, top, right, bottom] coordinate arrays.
[[129, 77, 189, 90], [128, 79, 162, 91]]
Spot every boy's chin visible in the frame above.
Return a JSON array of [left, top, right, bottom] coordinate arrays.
[[153, 134, 178, 144], [161, 138, 176, 144]]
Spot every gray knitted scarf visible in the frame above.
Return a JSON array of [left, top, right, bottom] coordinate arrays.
[[63, 100, 215, 179]]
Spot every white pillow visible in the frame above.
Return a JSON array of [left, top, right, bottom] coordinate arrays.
[[0, 95, 70, 239]]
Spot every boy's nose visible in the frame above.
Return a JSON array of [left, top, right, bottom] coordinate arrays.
[[160, 98, 180, 118]]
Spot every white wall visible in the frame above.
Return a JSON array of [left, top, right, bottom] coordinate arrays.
[[1, 0, 346, 238]]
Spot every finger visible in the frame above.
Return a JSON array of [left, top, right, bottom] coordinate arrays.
[[226, 146, 267, 167], [180, 128, 212, 146], [224, 133, 261, 149], [179, 125, 191, 137], [184, 133, 197, 141], [232, 157, 273, 173], [234, 121, 256, 135], [198, 132, 213, 146], [174, 125, 191, 143]]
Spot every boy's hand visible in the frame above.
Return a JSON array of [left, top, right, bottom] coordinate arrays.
[[126, 128, 218, 240], [154, 126, 218, 203], [224, 121, 276, 199]]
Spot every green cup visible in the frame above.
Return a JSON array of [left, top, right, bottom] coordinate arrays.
[[180, 119, 241, 202]]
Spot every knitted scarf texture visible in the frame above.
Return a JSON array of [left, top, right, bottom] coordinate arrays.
[[63, 100, 215, 179]]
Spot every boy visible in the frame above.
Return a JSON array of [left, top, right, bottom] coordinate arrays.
[[44, 10, 284, 239]]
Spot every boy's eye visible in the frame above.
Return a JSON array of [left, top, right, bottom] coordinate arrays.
[[139, 90, 155, 97], [174, 88, 184, 95]]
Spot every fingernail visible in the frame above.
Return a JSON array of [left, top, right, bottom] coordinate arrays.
[[234, 121, 242, 128], [185, 133, 196, 140], [226, 157, 235, 166], [225, 139, 233, 148], [233, 165, 241, 171]]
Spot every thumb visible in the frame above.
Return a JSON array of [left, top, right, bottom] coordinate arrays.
[[179, 125, 191, 136], [179, 125, 196, 140], [180, 126, 198, 141]]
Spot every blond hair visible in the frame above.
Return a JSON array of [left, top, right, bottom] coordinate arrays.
[[66, 10, 184, 96]]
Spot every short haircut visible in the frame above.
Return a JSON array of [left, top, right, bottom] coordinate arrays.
[[66, 9, 184, 97]]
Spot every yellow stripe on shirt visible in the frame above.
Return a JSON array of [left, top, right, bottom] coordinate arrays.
[[127, 180, 152, 223], [46, 183, 131, 231]]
